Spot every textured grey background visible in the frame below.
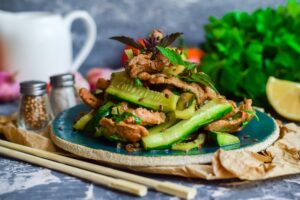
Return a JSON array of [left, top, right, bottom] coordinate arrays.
[[0, 0, 286, 73]]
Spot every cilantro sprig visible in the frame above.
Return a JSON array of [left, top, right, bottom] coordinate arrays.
[[201, 0, 300, 105], [113, 111, 142, 124]]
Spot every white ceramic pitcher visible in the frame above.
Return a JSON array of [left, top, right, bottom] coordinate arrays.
[[0, 10, 96, 81]]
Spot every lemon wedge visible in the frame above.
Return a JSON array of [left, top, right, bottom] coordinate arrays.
[[266, 76, 300, 121]]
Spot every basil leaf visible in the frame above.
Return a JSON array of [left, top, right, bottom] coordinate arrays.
[[183, 61, 197, 70], [110, 36, 145, 51], [178, 72, 218, 93], [156, 46, 184, 66], [190, 72, 219, 93], [156, 46, 198, 71], [159, 32, 183, 47]]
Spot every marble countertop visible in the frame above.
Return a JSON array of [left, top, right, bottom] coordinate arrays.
[[1, 102, 300, 200]]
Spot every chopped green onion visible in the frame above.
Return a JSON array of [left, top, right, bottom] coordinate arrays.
[[134, 78, 143, 87]]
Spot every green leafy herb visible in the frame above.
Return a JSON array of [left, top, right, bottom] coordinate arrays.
[[156, 46, 197, 70], [242, 121, 249, 127], [171, 89, 182, 96], [244, 109, 259, 121], [191, 73, 218, 92], [200, 0, 300, 105], [156, 46, 218, 92], [156, 46, 183, 64], [134, 78, 143, 87], [113, 111, 142, 124], [132, 115, 142, 124], [179, 72, 219, 93]]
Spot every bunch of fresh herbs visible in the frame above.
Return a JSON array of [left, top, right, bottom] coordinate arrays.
[[200, 0, 300, 105]]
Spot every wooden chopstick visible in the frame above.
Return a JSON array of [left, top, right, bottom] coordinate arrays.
[[0, 145, 147, 197], [0, 139, 196, 199]]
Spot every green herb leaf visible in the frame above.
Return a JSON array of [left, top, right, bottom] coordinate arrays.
[[242, 121, 249, 127], [134, 78, 143, 87], [184, 61, 197, 70], [244, 109, 259, 121], [171, 89, 182, 96], [112, 111, 142, 125], [157, 45, 218, 92], [132, 115, 142, 124], [156, 46, 184, 66], [156, 46, 198, 71], [191, 73, 218, 93], [180, 72, 218, 93]]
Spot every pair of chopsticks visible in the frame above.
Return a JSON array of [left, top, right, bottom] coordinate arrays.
[[0, 140, 196, 199]]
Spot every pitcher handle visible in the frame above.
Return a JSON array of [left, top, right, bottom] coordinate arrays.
[[64, 11, 97, 71]]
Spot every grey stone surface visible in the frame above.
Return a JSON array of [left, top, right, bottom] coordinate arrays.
[[1, 103, 300, 199], [0, 0, 286, 73], [1, 154, 300, 200]]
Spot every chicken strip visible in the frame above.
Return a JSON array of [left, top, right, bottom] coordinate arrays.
[[204, 99, 254, 133], [96, 78, 110, 90], [125, 108, 166, 125], [79, 88, 101, 109], [125, 53, 171, 78], [138, 72, 207, 104], [100, 117, 149, 142], [112, 102, 166, 126]]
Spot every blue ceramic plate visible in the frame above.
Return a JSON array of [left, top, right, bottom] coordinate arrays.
[[51, 104, 279, 166]]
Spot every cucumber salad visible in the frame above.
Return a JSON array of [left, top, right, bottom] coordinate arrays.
[[74, 30, 256, 152]]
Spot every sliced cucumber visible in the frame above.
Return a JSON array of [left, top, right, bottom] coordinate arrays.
[[142, 98, 232, 150], [175, 99, 196, 119], [172, 134, 205, 151], [208, 131, 240, 146], [107, 71, 179, 112], [176, 93, 194, 110], [73, 111, 94, 130], [148, 118, 180, 134], [84, 101, 114, 134]]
